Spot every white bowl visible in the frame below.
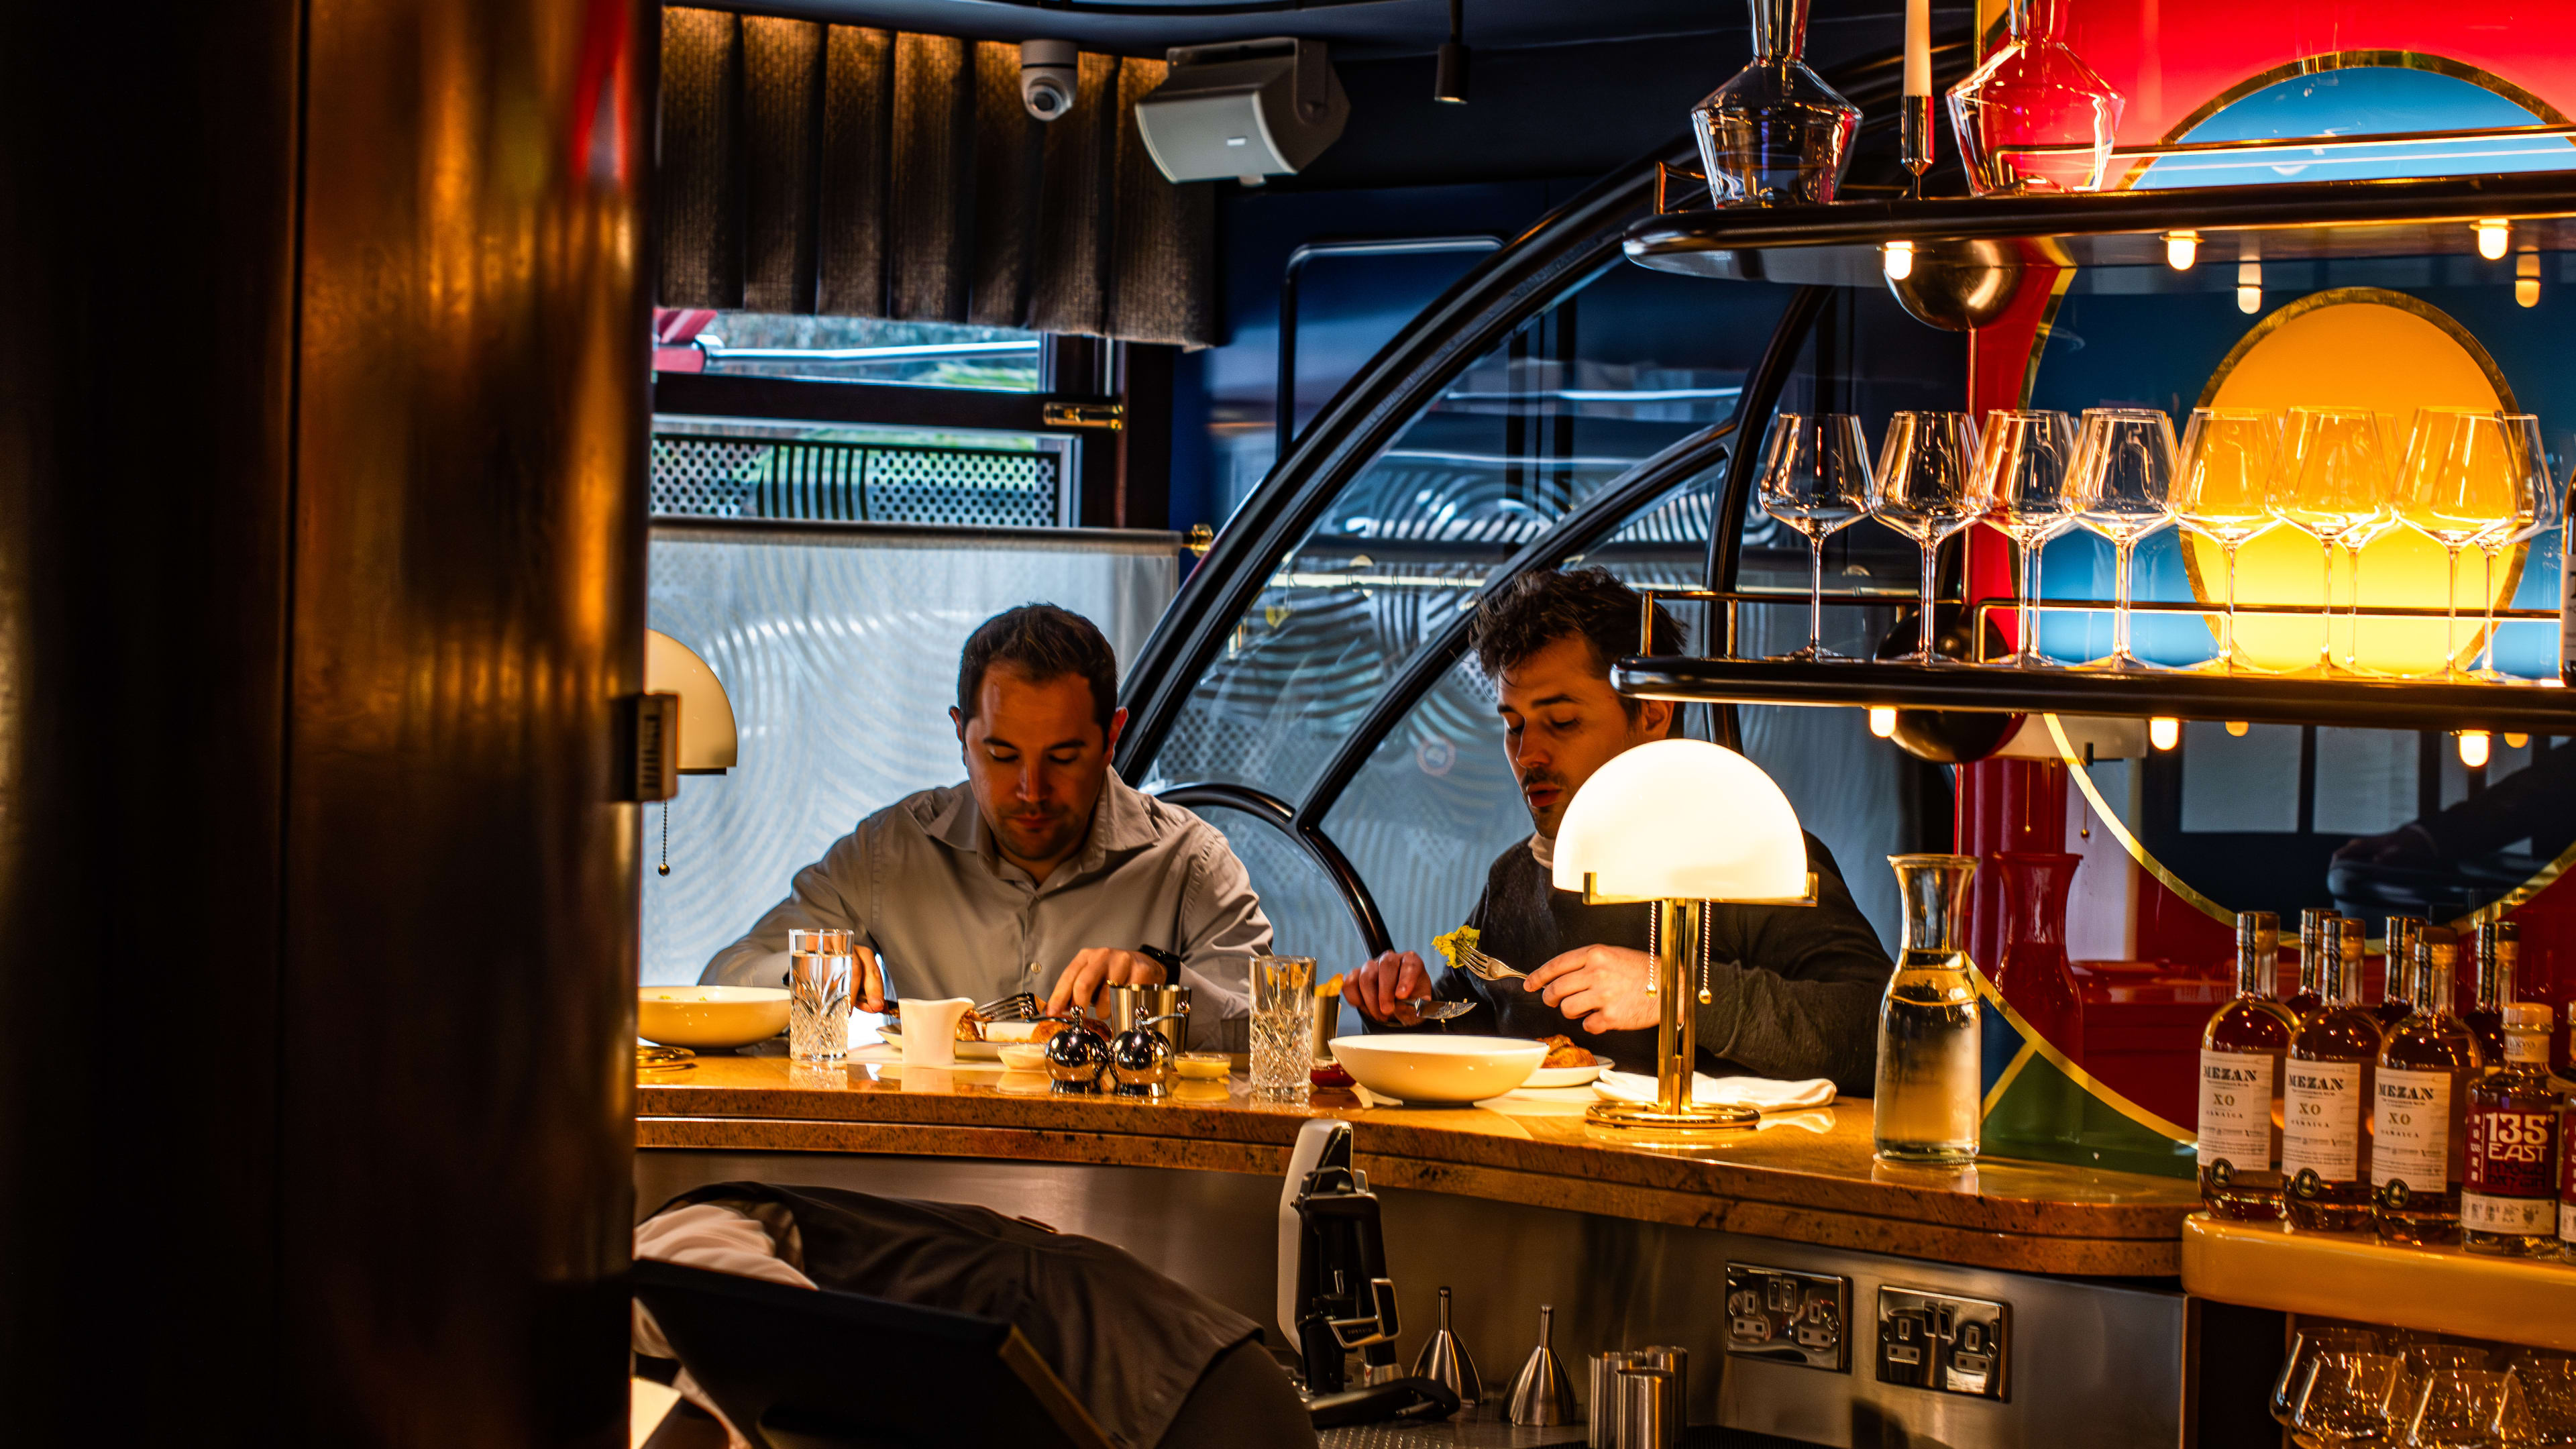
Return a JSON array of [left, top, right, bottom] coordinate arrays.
[[1328, 1034, 1548, 1104], [639, 985, 791, 1050]]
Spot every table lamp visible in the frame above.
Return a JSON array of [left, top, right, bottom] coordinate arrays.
[[1552, 739, 1815, 1131]]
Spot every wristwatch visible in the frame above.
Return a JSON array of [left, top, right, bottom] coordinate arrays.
[[1134, 945, 1183, 975]]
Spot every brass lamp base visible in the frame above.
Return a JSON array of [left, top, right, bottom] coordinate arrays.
[[1585, 1099, 1758, 1131]]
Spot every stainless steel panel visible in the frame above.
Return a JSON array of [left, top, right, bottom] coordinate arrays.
[[1876, 1286, 2009, 1401], [1727, 1264, 1852, 1373], [641, 1149, 2186, 1447]]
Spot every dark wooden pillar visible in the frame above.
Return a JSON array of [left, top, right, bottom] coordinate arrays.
[[0, 0, 649, 1441]]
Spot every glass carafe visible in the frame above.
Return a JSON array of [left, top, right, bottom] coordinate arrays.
[[1690, 0, 1862, 207], [1945, 0, 2125, 195], [1875, 853, 1982, 1164], [1992, 851, 2084, 1066]]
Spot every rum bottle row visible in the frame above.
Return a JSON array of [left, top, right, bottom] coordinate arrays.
[[2196, 910, 2573, 1259]]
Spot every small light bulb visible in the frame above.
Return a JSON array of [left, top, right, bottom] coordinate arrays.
[[1868, 706, 1898, 739], [1883, 240, 1915, 281], [2237, 259, 2261, 315], [2225, 720, 2249, 737], [2517, 250, 2540, 308], [2476, 219, 2510, 261], [2458, 730, 2491, 769], [2149, 716, 2180, 751], [2506, 732, 2530, 749], [2163, 231, 2199, 270]]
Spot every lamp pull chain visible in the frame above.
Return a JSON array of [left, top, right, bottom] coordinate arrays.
[[657, 798, 672, 877], [1697, 902, 1714, 1004], [1645, 908, 1658, 994]]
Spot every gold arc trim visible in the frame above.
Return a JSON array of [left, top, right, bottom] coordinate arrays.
[[2015, 268, 2079, 410], [1981, 1038, 2039, 1117], [2107, 50, 2576, 193], [2045, 713, 2237, 926], [1974, 971, 2198, 1143]]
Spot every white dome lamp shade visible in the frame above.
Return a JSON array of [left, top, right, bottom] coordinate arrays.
[[645, 629, 738, 774], [1550, 739, 1817, 1132]]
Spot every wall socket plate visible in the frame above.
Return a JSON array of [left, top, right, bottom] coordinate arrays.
[[1876, 1286, 2010, 1401], [1723, 1263, 1851, 1372]]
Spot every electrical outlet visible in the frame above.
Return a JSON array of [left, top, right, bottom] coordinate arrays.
[[1875, 1286, 2010, 1401], [1723, 1263, 1850, 1372]]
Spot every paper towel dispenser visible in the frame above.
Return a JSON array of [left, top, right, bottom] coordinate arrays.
[[1136, 38, 1347, 185]]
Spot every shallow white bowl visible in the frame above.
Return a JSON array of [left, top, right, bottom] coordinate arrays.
[[639, 985, 791, 1050], [1328, 1034, 1548, 1104]]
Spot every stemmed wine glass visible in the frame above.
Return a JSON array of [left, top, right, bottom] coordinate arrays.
[[2398, 409, 2514, 678], [2068, 407, 2178, 672], [1869, 411, 1987, 664], [2402, 1368, 2531, 1449], [1756, 413, 1874, 661], [2291, 1350, 2411, 1449], [2271, 408, 2394, 675], [2275, 1329, 2390, 1440], [1979, 410, 2080, 668], [2469, 415, 2557, 680], [2174, 407, 2282, 672]]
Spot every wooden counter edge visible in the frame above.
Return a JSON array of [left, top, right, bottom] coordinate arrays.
[[640, 1116, 2182, 1277]]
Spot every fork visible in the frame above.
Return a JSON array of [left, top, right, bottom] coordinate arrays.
[[1405, 1000, 1477, 1022], [973, 991, 1040, 1022], [1452, 941, 1525, 983]]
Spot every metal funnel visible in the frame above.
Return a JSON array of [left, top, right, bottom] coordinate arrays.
[[1410, 1286, 1481, 1405], [1506, 1304, 1578, 1426]]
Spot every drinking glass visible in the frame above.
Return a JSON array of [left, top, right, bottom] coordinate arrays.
[[1869, 411, 1987, 663], [2175, 408, 2281, 671], [2403, 1368, 2530, 1449], [1757, 412, 1874, 661], [2068, 407, 2178, 672], [2512, 1354, 2576, 1445], [1979, 409, 2080, 667], [2470, 415, 2557, 679], [786, 927, 854, 1063], [2396, 409, 2514, 677], [2292, 1350, 2410, 1449], [2272, 408, 2394, 674], [2275, 1328, 2388, 1435], [1249, 955, 1316, 1102]]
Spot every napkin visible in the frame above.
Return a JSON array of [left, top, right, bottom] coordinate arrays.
[[1593, 1071, 1835, 1112]]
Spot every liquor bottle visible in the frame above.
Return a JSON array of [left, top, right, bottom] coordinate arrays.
[[2374, 927, 2483, 1245], [2375, 916, 2426, 1028], [2563, 1003, 2576, 1259], [2198, 912, 2293, 1220], [2284, 921, 2381, 1234], [2562, 476, 2576, 687], [2464, 920, 2517, 1065], [2283, 907, 2333, 1021], [2463, 1003, 2563, 1256]]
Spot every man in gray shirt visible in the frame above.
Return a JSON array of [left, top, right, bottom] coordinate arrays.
[[704, 605, 1271, 1045]]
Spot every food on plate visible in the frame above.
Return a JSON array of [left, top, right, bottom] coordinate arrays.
[[1536, 1034, 1595, 1069], [1430, 924, 1481, 970], [983, 1019, 1067, 1044], [1310, 1061, 1355, 1089], [954, 1007, 989, 1042]]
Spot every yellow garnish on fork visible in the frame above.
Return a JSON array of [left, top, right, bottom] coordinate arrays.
[[1431, 924, 1480, 971]]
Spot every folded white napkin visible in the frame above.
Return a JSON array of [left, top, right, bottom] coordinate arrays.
[[1593, 1071, 1835, 1111]]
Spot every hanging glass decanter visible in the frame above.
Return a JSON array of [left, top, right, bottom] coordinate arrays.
[[1945, 0, 2125, 195], [1691, 0, 1861, 207]]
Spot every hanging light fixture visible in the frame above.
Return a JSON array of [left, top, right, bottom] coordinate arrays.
[[1868, 706, 1898, 738], [2149, 716, 2180, 751], [2236, 235, 2261, 315], [2475, 219, 2510, 262], [1432, 0, 1468, 103], [2518, 248, 2541, 309], [2458, 730, 2491, 769], [2163, 230, 2199, 270], [1883, 239, 1917, 280]]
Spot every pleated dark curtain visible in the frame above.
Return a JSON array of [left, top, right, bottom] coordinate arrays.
[[656, 9, 1212, 347]]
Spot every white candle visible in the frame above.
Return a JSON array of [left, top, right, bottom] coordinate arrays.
[[1904, 0, 1931, 97]]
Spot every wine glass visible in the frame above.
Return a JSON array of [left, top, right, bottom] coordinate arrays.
[[1757, 413, 1874, 661], [2271, 408, 2394, 675], [2275, 1328, 2389, 1437], [2469, 415, 2557, 680], [1870, 411, 1988, 663], [2068, 407, 2178, 672], [2403, 1368, 2530, 1449], [2292, 1350, 2410, 1449], [1979, 409, 2080, 668], [2175, 407, 2282, 672], [2510, 1353, 2576, 1446], [2396, 409, 2513, 678]]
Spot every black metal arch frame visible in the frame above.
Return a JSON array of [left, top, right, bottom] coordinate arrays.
[[1127, 42, 1950, 949]]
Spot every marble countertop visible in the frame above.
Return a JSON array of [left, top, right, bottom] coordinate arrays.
[[637, 1047, 2198, 1277]]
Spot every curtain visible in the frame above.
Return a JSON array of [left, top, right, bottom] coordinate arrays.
[[656, 9, 1212, 348]]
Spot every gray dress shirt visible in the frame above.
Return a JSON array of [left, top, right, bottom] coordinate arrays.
[[702, 771, 1271, 1047]]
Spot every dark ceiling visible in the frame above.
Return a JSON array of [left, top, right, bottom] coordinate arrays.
[[700, 0, 1925, 62]]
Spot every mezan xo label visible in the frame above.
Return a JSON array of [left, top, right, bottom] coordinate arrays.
[[2373, 1068, 2455, 1193], [2196, 1052, 2272, 1168], [2284, 1065, 2363, 1180]]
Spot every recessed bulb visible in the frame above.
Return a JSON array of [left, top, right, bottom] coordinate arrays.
[[2458, 730, 2491, 768], [2149, 716, 2180, 751], [2237, 259, 2261, 315], [2163, 231, 2199, 270], [2476, 219, 2510, 261], [2517, 249, 2540, 308], [1884, 240, 1916, 281], [2506, 733, 2530, 749], [2225, 720, 2249, 737], [1868, 706, 1898, 739]]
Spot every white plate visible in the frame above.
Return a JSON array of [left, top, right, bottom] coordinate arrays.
[[1522, 1063, 1605, 1089], [875, 1024, 1003, 1061]]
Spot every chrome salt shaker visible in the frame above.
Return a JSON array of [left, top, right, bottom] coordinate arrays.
[[1109, 1012, 1186, 1098], [1044, 1014, 1112, 1094]]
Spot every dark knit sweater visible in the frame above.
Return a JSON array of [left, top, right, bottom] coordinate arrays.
[[1377, 833, 1893, 1096]]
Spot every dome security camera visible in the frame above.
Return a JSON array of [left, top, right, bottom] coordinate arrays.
[[1021, 40, 1077, 121]]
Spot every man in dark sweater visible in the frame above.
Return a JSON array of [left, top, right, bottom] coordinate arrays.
[[1340, 568, 1893, 1095]]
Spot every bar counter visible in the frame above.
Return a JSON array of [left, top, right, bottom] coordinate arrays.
[[637, 1051, 2196, 1277]]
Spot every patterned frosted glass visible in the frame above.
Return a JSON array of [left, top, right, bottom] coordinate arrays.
[[641, 527, 1176, 985]]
